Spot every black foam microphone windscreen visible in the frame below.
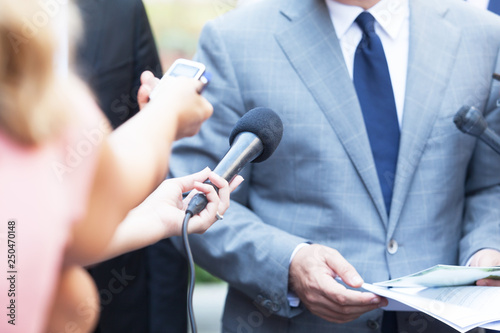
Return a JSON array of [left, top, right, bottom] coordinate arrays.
[[186, 107, 283, 216], [229, 107, 283, 163]]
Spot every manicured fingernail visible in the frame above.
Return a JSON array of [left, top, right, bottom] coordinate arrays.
[[351, 275, 363, 285], [370, 297, 381, 304]]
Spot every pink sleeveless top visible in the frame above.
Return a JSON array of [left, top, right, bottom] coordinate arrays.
[[0, 91, 105, 332]]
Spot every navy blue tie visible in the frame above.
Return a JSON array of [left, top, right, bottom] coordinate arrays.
[[353, 12, 400, 215], [488, 0, 500, 15]]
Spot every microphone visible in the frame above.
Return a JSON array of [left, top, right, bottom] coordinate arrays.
[[453, 105, 500, 155], [186, 107, 283, 216]]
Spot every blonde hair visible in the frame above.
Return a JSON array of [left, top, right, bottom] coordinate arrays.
[[0, 0, 80, 146]]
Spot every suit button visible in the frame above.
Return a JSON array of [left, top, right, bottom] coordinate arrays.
[[366, 319, 380, 330], [262, 300, 272, 310], [271, 302, 281, 312], [387, 239, 398, 254]]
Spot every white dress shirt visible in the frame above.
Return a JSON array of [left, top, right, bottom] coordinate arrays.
[[325, 0, 410, 127], [467, 0, 490, 10]]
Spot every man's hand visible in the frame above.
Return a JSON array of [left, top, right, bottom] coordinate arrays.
[[289, 244, 387, 323], [470, 249, 500, 286]]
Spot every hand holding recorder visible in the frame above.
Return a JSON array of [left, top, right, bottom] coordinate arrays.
[[138, 59, 212, 140]]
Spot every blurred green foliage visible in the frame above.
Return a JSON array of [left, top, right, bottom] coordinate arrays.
[[195, 264, 222, 283]]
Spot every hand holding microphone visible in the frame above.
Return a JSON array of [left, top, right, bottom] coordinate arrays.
[[186, 107, 284, 217], [181, 107, 283, 333]]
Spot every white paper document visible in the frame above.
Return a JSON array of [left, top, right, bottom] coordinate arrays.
[[362, 265, 500, 332], [483, 321, 500, 330], [374, 265, 500, 288]]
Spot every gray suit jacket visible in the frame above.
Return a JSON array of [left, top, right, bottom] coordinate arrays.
[[170, 0, 500, 331]]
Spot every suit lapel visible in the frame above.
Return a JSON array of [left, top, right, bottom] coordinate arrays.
[[276, 0, 388, 225], [388, 0, 461, 237], [75, 0, 105, 68]]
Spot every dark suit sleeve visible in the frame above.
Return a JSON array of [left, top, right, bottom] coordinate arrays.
[[132, 0, 163, 88], [107, 0, 163, 126]]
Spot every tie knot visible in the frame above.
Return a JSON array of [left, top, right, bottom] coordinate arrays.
[[355, 12, 376, 35]]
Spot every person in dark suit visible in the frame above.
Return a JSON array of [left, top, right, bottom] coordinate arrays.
[[75, 0, 161, 128], [75, 1, 187, 332]]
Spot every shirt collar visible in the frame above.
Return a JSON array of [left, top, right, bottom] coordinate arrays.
[[325, 0, 409, 40]]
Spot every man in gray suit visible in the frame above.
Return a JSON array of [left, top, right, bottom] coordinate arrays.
[[169, 0, 500, 332]]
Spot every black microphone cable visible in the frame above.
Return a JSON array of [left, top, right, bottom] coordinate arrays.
[[181, 211, 197, 333], [182, 189, 213, 333]]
